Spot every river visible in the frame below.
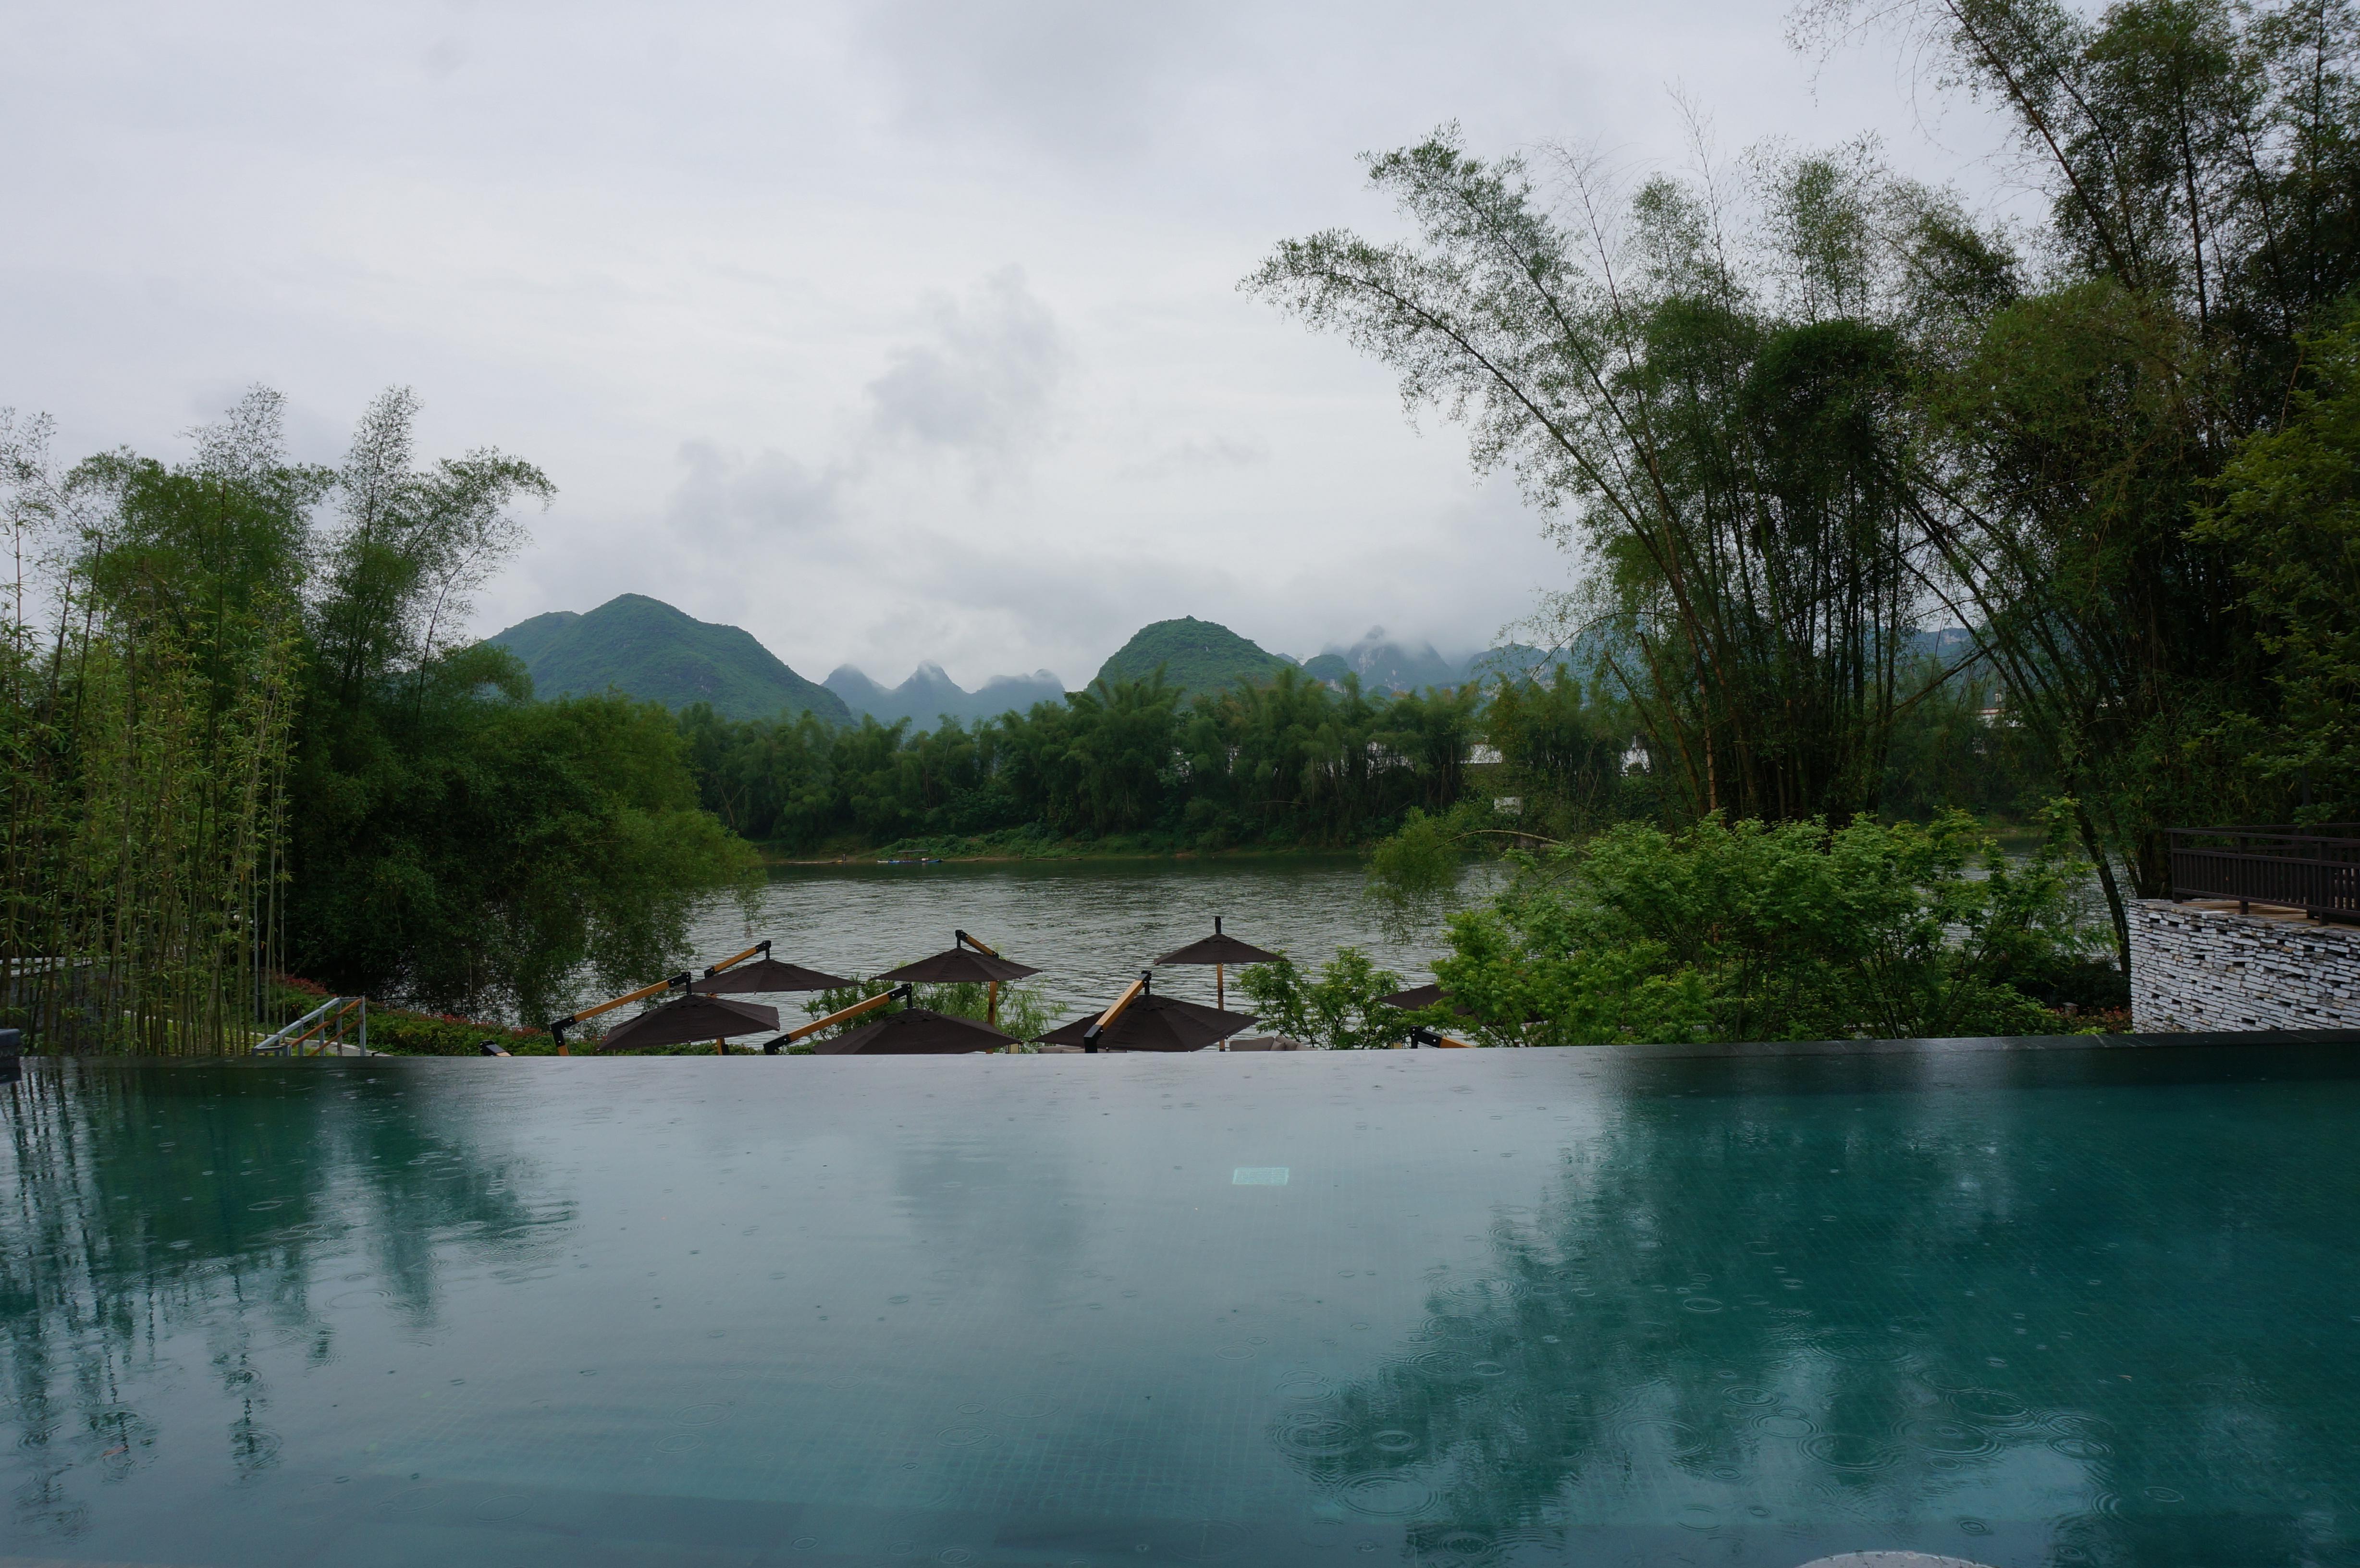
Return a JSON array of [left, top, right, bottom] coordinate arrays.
[[682, 856, 1495, 1023]]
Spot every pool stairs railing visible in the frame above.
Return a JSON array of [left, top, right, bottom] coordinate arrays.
[[254, 995, 370, 1056]]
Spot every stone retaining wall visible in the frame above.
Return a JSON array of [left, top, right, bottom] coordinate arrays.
[[2130, 898, 2360, 1031]]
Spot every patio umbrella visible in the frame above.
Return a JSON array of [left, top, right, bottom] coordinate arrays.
[[876, 930, 1040, 1026], [878, 931, 1040, 985], [690, 957, 855, 994], [1036, 992, 1260, 1052], [1377, 982, 1446, 1010], [811, 1005, 1018, 1055], [597, 993, 780, 1054], [1154, 915, 1282, 1011]]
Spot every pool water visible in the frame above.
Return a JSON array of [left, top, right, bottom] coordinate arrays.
[[4, 1041, 2358, 1566]]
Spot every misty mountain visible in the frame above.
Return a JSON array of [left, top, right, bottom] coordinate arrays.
[[824, 662, 1067, 727], [484, 595, 1980, 733], [1301, 628, 1469, 694]]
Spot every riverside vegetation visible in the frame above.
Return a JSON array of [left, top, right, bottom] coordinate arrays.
[[5, 0, 2356, 1053], [1, 389, 757, 1049]]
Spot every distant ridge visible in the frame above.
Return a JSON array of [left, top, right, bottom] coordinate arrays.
[[824, 662, 1066, 728], [485, 595, 848, 723], [1094, 617, 1294, 695], [485, 599, 1929, 724]]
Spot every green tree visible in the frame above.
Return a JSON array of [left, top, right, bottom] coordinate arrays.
[[283, 389, 757, 1024], [1427, 808, 2106, 1045], [2, 392, 311, 1052], [1235, 948, 1408, 1049], [2194, 311, 2360, 811], [1246, 135, 1932, 826], [1792, 0, 2360, 956]]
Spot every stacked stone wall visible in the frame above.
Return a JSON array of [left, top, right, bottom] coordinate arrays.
[[2130, 899, 2360, 1031]]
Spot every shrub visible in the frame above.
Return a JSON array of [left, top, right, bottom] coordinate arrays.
[[1426, 807, 2108, 1045], [1235, 948, 1408, 1050]]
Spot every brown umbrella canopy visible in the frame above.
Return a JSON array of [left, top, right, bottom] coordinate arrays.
[[811, 1006, 1019, 1055], [876, 947, 1040, 985], [1378, 983, 1446, 1010], [1035, 993, 1261, 1053], [1155, 916, 1282, 968], [597, 994, 780, 1053], [690, 958, 856, 995]]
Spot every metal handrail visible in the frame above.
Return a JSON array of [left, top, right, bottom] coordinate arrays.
[[254, 995, 369, 1056]]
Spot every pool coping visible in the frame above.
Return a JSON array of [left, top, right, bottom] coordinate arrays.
[[1577, 1027, 2360, 1065]]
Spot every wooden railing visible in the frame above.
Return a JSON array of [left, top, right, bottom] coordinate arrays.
[[2169, 826, 2360, 921]]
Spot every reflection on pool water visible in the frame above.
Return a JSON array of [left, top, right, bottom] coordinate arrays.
[[4, 1042, 2359, 1566]]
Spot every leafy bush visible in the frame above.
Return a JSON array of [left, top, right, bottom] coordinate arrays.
[[1235, 948, 1408, 1050], [365, 1008, 549, 1056], [272, 980, 547, 1055], [1426, 808, 2109, 1045]]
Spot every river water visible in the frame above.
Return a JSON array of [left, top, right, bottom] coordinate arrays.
[[682, 857, 1494, 1021]]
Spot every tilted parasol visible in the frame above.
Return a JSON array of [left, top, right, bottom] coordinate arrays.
[[877, 930, 1040, 984], [811, 1005, 1019, 1055], [876, 930, 1039, 1027], [1035, 990, 1260, 1053], [691, 957, 856, 994], [1154, 915, 1282, 1011], [541, 937, 830, 1056], [595, 993, 780, 1054]]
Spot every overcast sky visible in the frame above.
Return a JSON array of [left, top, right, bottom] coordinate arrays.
[[1, 1, 2016, 688]]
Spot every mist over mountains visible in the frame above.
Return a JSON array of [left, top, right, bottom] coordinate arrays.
[[486, 597, 1578, 727], [824, 663, 1067, 727]]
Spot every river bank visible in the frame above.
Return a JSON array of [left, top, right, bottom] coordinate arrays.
[[760, 825, 1386, 865]]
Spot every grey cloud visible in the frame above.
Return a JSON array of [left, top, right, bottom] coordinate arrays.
[[852, 1, 1242, 154], [1120, 433, 1271, 480], [668, 440, 848, 546], [866, 268, 1068, 461]]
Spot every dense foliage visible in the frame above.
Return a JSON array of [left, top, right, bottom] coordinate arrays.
[[1414, 811, 2112, 1046], [1254, 0, 2360, 969], [1, 388, 755, 1048], [1233, 948, 1409, 1051], [677, 668, 1485, 851]]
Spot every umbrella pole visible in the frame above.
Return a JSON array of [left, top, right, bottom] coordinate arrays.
[[715, 1038, 725, 1055], [1216, 963, 1224, 1013], [988, 979, 999, 1028]]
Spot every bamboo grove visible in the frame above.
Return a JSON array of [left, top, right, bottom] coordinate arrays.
[[1, 391, 756, 1051], [2, 401, 306, 1054], [1249, 0, 2360, 965]]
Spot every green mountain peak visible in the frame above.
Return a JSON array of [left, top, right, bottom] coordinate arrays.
[[1092, 616, 1294, 696], [485, 594, 848, 723]]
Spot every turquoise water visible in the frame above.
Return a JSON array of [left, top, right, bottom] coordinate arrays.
[[4, 1042, 2358, 1566]]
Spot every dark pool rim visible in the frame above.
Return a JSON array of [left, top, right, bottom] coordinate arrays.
[[1561, 1025, 2360, 1064], [13, 1026, 2360, 1068]]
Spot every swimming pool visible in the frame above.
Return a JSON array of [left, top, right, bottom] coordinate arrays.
[[4, 1038, 2357, 1566]]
